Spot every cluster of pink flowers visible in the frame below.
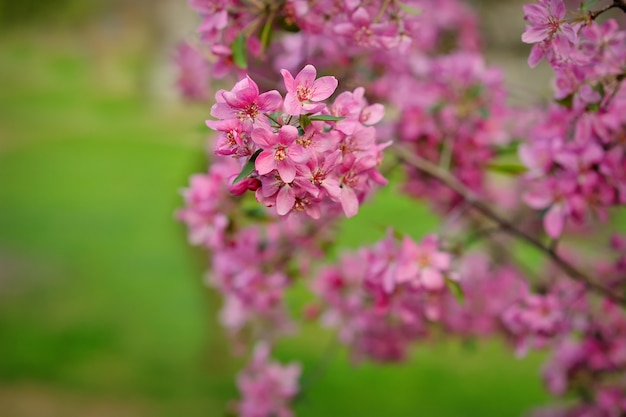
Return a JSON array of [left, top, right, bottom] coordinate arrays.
[[206, 64, 388, 219], [388, 52, 513, 210], [186, 0, 480, 80], [520, 0, 626, 238], [537, 301, 626, 417], [312, 233, 455, 362], [175, 0, 626, 415], [177, 159, 292, 339], [236, 342, 301, 417]]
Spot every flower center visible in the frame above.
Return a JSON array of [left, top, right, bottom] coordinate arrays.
[[311, 169, 326, 185], [296, 85, 312, 102], [238, 102, 259, 121], [275, 146, 287, 161], [294, 196, 310, 211]]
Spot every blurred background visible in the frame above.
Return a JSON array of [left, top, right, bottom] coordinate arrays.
[[0, 0, 595, 416]]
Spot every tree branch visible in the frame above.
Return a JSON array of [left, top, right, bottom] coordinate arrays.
[[589, 0, 626, 20], [392, 143, 626, 306]]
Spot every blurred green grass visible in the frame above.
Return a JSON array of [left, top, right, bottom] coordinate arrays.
[[0, 29, 553, 416]]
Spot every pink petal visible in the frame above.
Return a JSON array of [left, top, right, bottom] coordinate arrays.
[[276, 186, 295, 215], [255, 150, 277, 175], [361, 104, 385, 125], [284, 93, 303, 115], [294, 64, 316, 87], [288, 145, 310, 164], [280, 69, 295, 93], [522, 27, 548, 44], [528, 43, 546, 68], [277, 160, 296, 183], [257, 90, 283, 112], [351, 7, 370, 26], [550, 0, 565, 19], [321, 177, 341, 200], [544, 203, 566, 239], [421, 268, 444, 291], [278, 125, 298, 146], [340, 186, 359, 217], [251, 127, 276, 147], [431, 252, 451, 270], [311, 76, 338, 101], [524, 188, 553, 209]]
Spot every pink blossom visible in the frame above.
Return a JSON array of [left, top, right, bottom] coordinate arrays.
[[281, 64, 338, 115], [236, 342, 301, 417], [211, 76, 282, 125], [522, 0, 574, 45], [252, 125, 310, 183]]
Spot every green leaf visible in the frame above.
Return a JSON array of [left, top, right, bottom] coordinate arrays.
[[486, 162, 528, 175], [231, 34, 247, 69], [299, 114, 312, 129], [276, 15, 301, 32], [555, 93, 573, 109], [259, 15, 274, 53], [398, 2, 422, 15], [494, 141, 521, 156], [581, 0, 600, 12], [445, 277, 464, 305], [466, 84, 482, 99], [232, 149, 262, 185], [243, 206, 268, 220], [309, 114, 345, 121]]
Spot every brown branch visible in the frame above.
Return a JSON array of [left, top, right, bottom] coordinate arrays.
[[393, 143, 626, 306], [589, 0, 626, 20]]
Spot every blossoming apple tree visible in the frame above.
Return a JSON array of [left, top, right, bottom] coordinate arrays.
[[176, 0, 626, 415]]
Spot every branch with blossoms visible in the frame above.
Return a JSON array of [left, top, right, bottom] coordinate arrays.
[[392, 143, 626, 306], [175, 0, 626, 416]]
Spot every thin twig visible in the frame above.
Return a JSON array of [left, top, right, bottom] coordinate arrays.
[[392, 143, 626, 306]]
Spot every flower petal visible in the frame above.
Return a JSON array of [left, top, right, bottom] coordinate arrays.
[[255, 150, 276, 175]]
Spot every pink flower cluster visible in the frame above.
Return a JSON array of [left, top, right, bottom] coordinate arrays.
[[176, 0, 626, 415], [186, 0, 480, 79], [236, 342, 301, 417], [520, 1, 626, 238], [539, 301, 626, 417], [206, 65, 388, 219], [312, 233, 455, 362], [174, 41, 210, 101], [438, 254, 527, 338], [389, 52, 512, 210]]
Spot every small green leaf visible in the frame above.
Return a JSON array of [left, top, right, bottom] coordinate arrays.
[[445, 277, 464, 305], [486, 162, 528, 175], [299, 114, 312, 129], [309, 114, 345, 121], [555, 94, 573, 109], [276, 15, 301, 32], [466, 84, 482, 99], [581, 0, 600, 12], [243, 206, 268, 220], [259, 15, 274, 52], [494, 141, 521, 156], [398, 2, 422, 15], [231, 34, 247, 69], [232, 149, 262, 185]]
